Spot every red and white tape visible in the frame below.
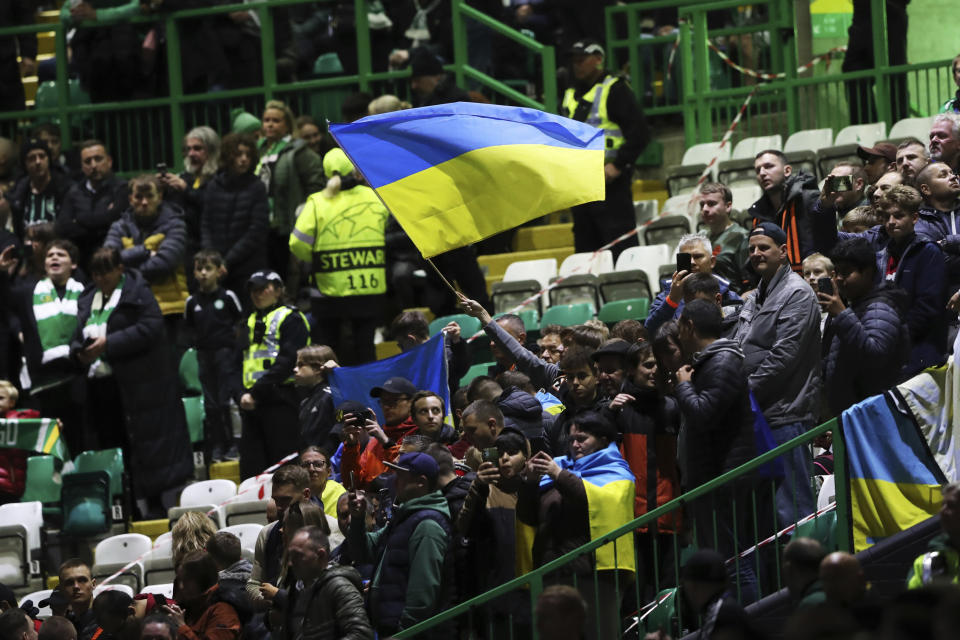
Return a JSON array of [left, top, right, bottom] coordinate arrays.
[[98, 451, 299, 587], [708, 41, 847, 81], [726, 501, 838, 565]]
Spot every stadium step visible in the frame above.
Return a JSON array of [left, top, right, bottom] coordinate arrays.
[[477, 246, 576, 286], [130, 519, 169, 541], [513, 223, 572, 252], [209, 461, 241, 485]]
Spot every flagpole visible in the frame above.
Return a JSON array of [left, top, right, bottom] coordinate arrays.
[[327, 124, 463, 300]]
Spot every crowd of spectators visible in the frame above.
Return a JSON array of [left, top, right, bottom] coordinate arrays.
[[0, 24, 959, 636]]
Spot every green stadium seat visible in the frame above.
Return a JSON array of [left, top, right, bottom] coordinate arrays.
[[493, 309, 540, 334], [598, 298, 651, 324], [73, 448, 125, 499], [21, 455, 62, 519], [428, 314, 482, 339], [179, 349, 202, 395], [460, 362, 494, 387], [639, 588, 678, 637], [182, 396, 206, 445], [61, 471, 112, 536], [540, 303, 595, 329]]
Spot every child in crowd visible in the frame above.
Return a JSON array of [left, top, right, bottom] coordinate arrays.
[[293, 345, 339, 453], [0, 380, 38, 503], [841, 205, 878, 233], [802, 253, 836, 333], [184, 250, 243, 463]]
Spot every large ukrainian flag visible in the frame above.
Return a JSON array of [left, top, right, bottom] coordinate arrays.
[[843, 393, 945, 552], [539, 443, 636, 572], [328, 102, 605, 258]]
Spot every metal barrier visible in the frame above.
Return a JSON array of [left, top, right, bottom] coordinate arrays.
[[0, 0, 555, 174], [393, 419, 848, 639]]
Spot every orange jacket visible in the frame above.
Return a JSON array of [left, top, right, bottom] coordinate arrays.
[[178, 587, 241, 640]]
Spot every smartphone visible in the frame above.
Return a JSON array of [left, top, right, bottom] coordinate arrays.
[[154, 593, 168, 607], [817, 276, 834, 296], [826, 175, 852, 192], [156, 162, 168, 176], [676, 252, 692, 273], [349, 470, 356, 492], [481, 447, 499, 464], [82, 336, 96, 348]]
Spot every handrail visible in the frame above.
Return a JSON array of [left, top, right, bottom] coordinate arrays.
[[0, 0, 556, 170], [393, 418, 847, 638]]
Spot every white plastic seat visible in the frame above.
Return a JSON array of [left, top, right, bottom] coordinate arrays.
[[220, 476, 273, 527], [661, 194, 700, 225], [731, 134, 783, 159], [21, 589, 52, 619], [558, 251, 614, 276], [220, 524, 264, 552], [615, 245, 672, 297], [887, 116, 934, 142], [139, 583, 174, 599], [93, 583, 134, 598], [681, 141, 729, 166], [153, 531, 173, 550], [0, 501, 43, 586], [143, 540, 175, 587], [633, 199, 658, 226], [170, 479, 237, 528], [834, 122, 887, 146], [502, 258, 557, 290], [784, 128, 834, 153], [93, 533, 152, 593], [730, 186, 762, 214]]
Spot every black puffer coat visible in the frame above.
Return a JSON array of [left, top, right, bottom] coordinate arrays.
[[200, 170, 269, 281], [674, 338, 757, 489], [822, 283, 911, 416], [270, 565, 373, 640], [70, 270, 192, 497]]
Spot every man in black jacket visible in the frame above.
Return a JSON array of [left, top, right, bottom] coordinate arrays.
[[7, 139, 74, 239], [562, 39, 649, 260], [818, 237, 910, 416], [0, 0, 36, 112], [675, 299, 758, 602], [55, 140, 128, 270], [749, 150, 820, 275]]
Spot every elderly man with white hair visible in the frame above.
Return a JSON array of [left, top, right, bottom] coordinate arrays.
[[930, 113, 960, 173], [644, 232, 744, 336]]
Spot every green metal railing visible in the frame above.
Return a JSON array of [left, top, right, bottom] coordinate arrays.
[[608, 0, 953, 147], [0, 0, 555, 174], [394, 419, 849, 639]]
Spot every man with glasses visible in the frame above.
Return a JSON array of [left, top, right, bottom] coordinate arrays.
[[301, 446, 345, 519]]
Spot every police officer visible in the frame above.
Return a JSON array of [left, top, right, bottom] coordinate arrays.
[[289, 149, 387, 365], [239, 270, 310, 479], [562, 39, 650, 261]]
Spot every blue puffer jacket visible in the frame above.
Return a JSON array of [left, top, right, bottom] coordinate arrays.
[[821, 283, 911, 416], [811, 217, 948, 376], [917, 205, 960, 302]]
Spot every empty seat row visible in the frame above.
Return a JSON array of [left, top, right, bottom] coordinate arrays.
[[666, 117, 935, 196]]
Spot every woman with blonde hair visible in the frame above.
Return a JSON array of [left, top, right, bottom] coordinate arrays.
[[171, 511, 219, 569]]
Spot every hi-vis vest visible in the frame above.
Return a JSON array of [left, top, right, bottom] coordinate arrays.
[[289, 186, 388, 298], [242, 305, 307, 389], [562, 75, 624, 161]]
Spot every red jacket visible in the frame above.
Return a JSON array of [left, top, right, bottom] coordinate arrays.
[[340, 418, 416, 489], [178, 586, 241, 640]]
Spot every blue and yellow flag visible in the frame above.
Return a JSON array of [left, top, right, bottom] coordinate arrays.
[[843, 393, 946, 552], [327, 333, 449, 425], [328, 103, 605, 258], [540, 443, 637, 572]]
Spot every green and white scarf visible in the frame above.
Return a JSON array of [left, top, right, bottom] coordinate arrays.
[[83, 275, 125, 378], [33, 277, 84, 364]]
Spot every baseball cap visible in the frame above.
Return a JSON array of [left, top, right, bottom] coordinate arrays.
[[323, 148, 354, 178], [370, 377, 418, 398], [749, 222, 788, 246], [856, 142, 897, 163], [680, 549, 728, 583], [383, 452, 439, 481], [230, 108, 261, 135], [569, 39, 605, 57], [247, 270, 283, 289], [38, 589, 69, 610], [20, 138, 51, 168], [591, 339, 634, 361]]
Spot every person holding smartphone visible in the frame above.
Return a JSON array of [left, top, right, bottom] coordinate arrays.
[[818, 237, 910, 416], [812, 162, 869, 226]]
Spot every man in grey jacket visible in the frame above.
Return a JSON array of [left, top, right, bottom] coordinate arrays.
[[735, 223, 821, 529]]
